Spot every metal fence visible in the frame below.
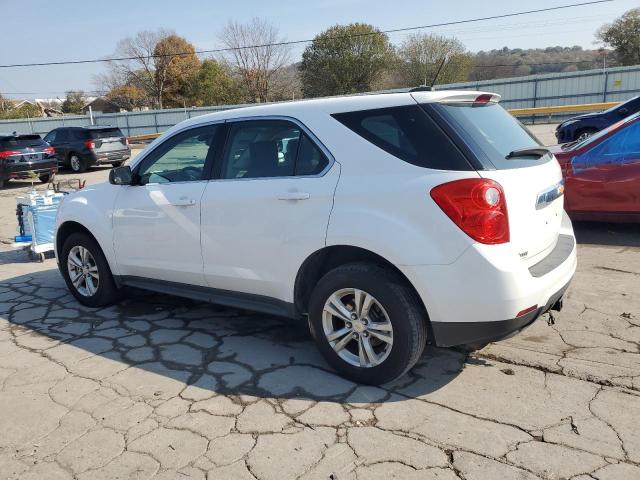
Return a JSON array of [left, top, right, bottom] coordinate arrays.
[[2, 64, 639, 136]]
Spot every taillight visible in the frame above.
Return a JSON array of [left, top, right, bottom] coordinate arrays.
[[430, 178, 510, 244], [84, 140, 95, 150], [43, 146, 55, 155], [0, 150, 20, 159], [121, 137, 129, 146]]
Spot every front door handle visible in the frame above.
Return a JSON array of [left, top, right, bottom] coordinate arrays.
[[171, 196, 196, 206], [277, 192, 310, 201]]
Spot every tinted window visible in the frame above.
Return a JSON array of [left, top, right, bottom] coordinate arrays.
[[332, 105, 471, 171], [43, 130, 56, 143], [138, 125, 218, 185], [295, 133, 329, 175], [222, 121, 301, 179], [56, 129, 69, 142], [0, 135, 46, 149], [89, 127, 124, 139], [431, 102, 545, 170], [572, 120, 640, 173]]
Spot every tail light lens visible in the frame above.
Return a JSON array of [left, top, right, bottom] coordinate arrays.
[[84, 140, 95, 150], [0, 150, 20, 159], [43, 146, 55, 155], [121, 137, 129, 146], [430, 178, 510, 244]]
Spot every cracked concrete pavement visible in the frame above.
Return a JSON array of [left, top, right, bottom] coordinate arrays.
[[1, 166, 640, 479]]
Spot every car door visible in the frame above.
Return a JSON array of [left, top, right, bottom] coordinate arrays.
[[200, 118, 339, 303], [567, 122, 636, 214], [112, 123, 223, 285], [617, 120, 640, 213]]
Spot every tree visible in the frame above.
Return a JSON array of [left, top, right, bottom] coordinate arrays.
[[299, 23, 394, 98], [107, 29, 200, 109], [219, 17, 291, 103], [61, 90, 86, 114], [397, 34, 472, 86], [597, 8, 640, 66], [191, 59, 243, 106], [105, 84, 149, 111]]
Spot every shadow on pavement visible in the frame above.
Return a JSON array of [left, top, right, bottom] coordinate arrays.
[[573, 221, 640, 248], [0, 267, 465, 403]]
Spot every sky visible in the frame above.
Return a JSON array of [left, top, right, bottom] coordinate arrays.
[[0, 0, 637, 99]]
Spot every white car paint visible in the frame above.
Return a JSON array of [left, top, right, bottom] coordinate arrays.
[[55, 90, 577, 345]]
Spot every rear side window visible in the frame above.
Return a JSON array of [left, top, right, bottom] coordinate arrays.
[[430, 102, 546, 170], [0, 135, 46, 149], [89, 128, 124, 139], [332, 105, 472, 171]]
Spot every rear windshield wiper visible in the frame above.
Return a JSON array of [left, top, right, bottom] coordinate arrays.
[[505, 147, 549, 159]]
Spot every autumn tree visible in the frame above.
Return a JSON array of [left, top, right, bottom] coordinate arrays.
[[219, 17, 291, 103], [597, 8, 640, 66], [106, 29, 200, 108], [397, 33, 472, 86], [105, 84, 149, 111], [299, 23, 394, 98]]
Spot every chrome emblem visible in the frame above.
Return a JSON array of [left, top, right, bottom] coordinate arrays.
[[536, 180, 564, 210]]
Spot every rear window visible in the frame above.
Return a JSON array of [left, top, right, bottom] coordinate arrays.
[[332, 105, 472, 171], [0, 135, 46, 149], [430, 102, 547, 170], [88, 128, 124, 139]]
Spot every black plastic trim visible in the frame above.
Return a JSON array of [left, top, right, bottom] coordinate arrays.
[[528, 234, 575, 278], [116, 275, 300, 319], [431, 277, 572, 347]]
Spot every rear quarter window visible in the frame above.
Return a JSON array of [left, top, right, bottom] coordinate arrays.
[[331, 105, 473, 171]]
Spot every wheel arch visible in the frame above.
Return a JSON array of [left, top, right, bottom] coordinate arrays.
[[55, 221, 116, 275], [294, 245, 431, 333]]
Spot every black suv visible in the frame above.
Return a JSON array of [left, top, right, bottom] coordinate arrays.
[[0, 133, 58, 188], [44, 126, 131, 172]]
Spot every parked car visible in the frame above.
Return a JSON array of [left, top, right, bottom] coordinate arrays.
[[54, 90, 576, 384], [555, 95, 640, 144], [44, 126, 130, 173], [0, 133, 58, 188], [551, 111, 640, 223]]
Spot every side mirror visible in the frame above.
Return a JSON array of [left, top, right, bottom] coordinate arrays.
[[618, 107, 629, 117], [109, 165, 134, 186]]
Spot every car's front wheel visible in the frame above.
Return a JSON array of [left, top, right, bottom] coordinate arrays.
[[60, 232, 120, 307], [308, 263, 427, 385]]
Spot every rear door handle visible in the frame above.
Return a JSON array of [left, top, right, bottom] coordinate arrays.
[[277, 192, 310, 201], [171, 196, 196, 206]]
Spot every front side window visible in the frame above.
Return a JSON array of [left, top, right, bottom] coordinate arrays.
[[221, 120, 328, 179], [137, 125, 218, 185]]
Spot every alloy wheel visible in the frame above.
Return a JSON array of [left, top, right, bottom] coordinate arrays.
[[70, 155, 81, 171], [322, 288, 393, 368], [67, 245, 99, 297]]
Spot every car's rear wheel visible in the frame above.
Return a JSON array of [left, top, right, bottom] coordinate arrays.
[[308, 263, 427, 385], [69, 154, 86, 173], [60, 232, 120, 307]]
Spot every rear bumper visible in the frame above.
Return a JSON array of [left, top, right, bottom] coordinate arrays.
[[92, 149, 130, 165], [430, 278, 570, 347], [401, 211, 577, 347], [2, 161, 58, 179]]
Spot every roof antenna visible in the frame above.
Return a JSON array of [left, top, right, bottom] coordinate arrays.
[[409, 56, 448, 93]]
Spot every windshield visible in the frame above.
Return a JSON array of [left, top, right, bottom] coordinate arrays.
[[430, 102, 547, 169], [600, 95, 639, 114]]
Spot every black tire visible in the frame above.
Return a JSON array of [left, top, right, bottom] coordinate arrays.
[[574, 128, 597, 142], [68, 153, 87, 173], [111, 161, 124, 168], [39, 174, 51, 184], [60, 232, 120, 307], [0, 177, 5, 189], [308, 262, 427, 385]]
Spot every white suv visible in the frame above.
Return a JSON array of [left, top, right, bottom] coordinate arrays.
[[55, 90, 576, 384]]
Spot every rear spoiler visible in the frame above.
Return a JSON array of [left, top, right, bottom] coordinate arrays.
[[411, 91, 501, 106]]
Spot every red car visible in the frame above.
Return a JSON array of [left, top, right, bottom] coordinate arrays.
[[551, 112, 640, 223]]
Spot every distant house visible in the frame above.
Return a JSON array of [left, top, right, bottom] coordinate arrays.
[[82, 97, 124, 114]]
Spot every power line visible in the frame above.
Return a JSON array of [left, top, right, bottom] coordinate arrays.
[[0, 0, 614, 69]]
